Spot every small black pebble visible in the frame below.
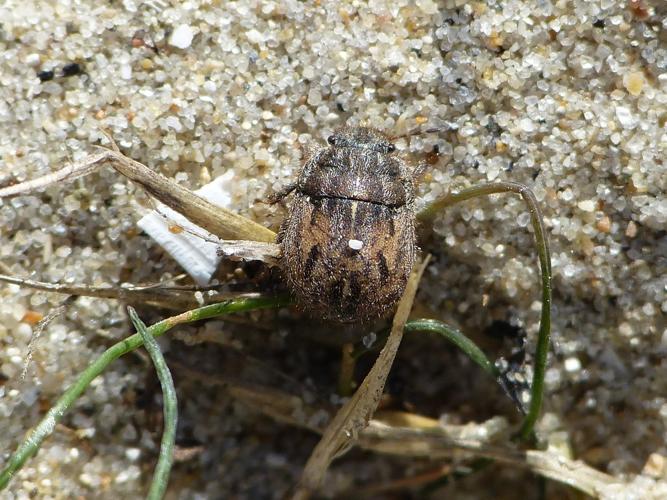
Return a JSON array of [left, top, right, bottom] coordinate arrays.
[[61, 62, 82, 77], [37, 70, 55, 82], [593, 19, 605, 28]]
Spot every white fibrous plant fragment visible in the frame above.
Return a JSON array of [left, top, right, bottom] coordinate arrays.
[[137, 170, 234, 285]]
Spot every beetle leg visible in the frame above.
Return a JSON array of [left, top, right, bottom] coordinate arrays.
[[265, 182, 298, 205], [412, 143, 441, 182], [412, 161, 429, 181]]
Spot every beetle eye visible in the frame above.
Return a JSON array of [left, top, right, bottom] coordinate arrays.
[[327, 135, 336, 145], [386, 143, 396, 153]]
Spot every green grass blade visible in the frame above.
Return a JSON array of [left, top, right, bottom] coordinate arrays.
[[0, 295, 291, 490], [352, 319, 498, 378], [128, 307, 177, 500], [404, 319, 499, 377]]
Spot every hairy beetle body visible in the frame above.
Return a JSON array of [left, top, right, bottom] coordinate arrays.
[[279, 127, 417, 322]]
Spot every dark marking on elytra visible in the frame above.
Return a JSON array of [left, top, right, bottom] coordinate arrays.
[[303, 245, 320, 279], [377, 252, 390, 283], [371, 203, 384, 219], [329, 279, 345, 307], [309, 197, 321, 226], [342, 274, 363, 318], [348, 272, 362, 299], [353, 202, 364, 228]]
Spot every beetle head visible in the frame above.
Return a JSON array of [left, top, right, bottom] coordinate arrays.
[[327, 127, 396, 154]]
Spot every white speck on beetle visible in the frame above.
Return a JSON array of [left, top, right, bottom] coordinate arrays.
[[348, 239, 363, 250]]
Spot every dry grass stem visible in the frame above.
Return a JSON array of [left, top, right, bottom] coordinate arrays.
[[216, 240, 281, 265], [20, 296, 76, 379], [0, 144, 277, 244], [0, 273, 269, 310], [0, 151, 108, 198], [100, 147, 276, 242]]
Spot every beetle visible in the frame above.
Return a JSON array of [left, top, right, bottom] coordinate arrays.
[[275, 126, 419, 322]]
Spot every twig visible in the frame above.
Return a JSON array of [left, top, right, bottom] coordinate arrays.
[[347, 464, 453, 496], [0, 152, 109, 198], [21, 296, 76, 379], [356, 421, 613, 497], [98, 146, 277, 243], [0, 141, 277, 244], [0, 273, 276, 310], [216, 240, 281, 266]]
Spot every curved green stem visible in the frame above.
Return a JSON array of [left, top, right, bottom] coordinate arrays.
[[353, 319, 498, 379], [419, 182, 552, 441], [128, 307, 177, 500], [0, 295, 291, 491], [404, 319, 499, 378]]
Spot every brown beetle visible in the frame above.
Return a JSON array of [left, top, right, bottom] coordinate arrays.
[[276, 127, 418, 322]]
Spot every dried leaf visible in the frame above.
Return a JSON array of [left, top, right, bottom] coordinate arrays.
[[292, 255, 431, 499]]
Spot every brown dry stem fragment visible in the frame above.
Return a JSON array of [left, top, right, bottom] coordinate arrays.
[[100, 147, 276, 243], [0, 274, 260, 310], [357, 421, 626, 498], [292, 254, 431, 500], [0, 136, 276, 244], [216, 240, 281, 266]]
